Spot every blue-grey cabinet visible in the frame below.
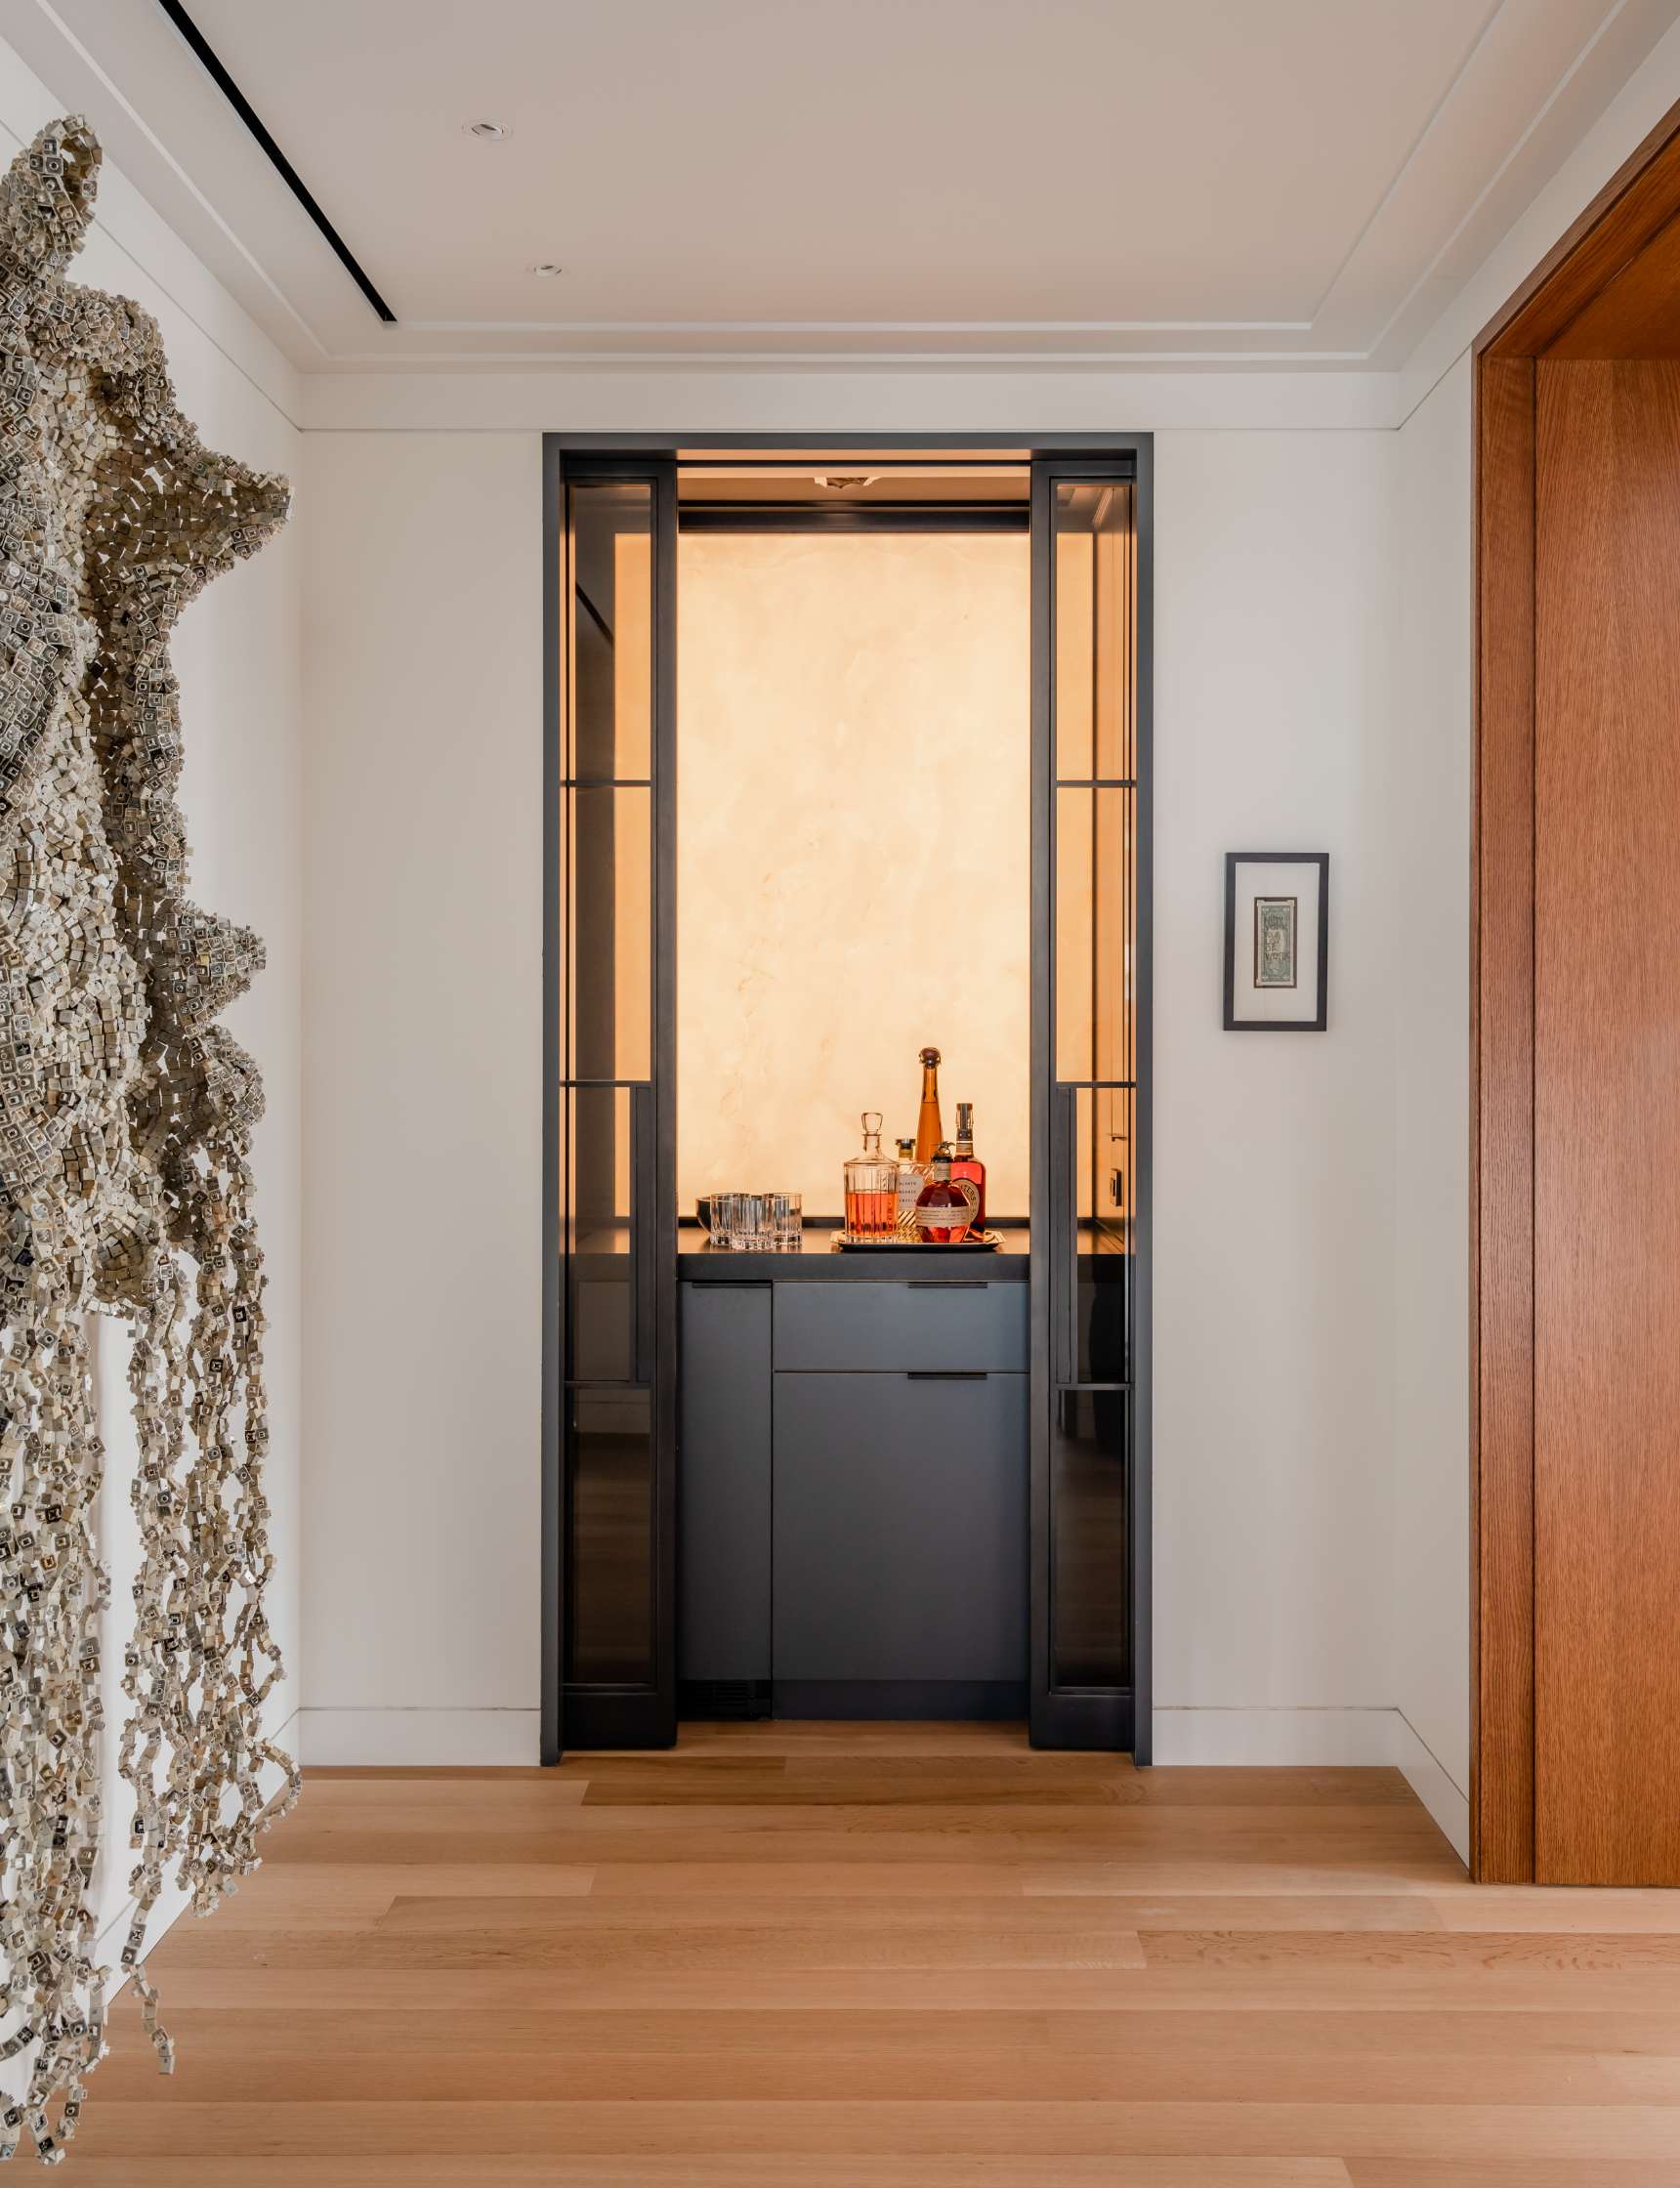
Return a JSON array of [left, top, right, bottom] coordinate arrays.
[[678, 1282, 772, 1686], [772, 1369, 1029, 1711], [679, 1271, 1030, 1717], [772, 1279, 1027, 1373]]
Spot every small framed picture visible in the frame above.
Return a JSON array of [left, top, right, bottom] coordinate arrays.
[[1223, 852, 1328, 1031]]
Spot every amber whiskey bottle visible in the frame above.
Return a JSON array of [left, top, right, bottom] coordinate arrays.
[[914, 1144, 974, 1244], [913, 1047, 945, 1166], [951, 1101, 987, 1235]]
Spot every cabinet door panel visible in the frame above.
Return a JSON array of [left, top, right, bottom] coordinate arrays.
[[773, 1372, 1028, 1683], [679, 1283, 772, 1682]]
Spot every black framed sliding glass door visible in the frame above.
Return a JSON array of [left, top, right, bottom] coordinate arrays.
[[544, 454, 677, 1754], [543, 430, 1148, 1760], [1030, 451, 1152, 1755]]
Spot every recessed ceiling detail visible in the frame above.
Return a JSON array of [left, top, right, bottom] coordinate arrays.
[[152, 0, 396, 325], [7, 0, 1679, 372]]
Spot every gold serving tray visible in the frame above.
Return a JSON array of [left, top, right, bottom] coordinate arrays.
[[831, 1228, 1005, 1253]]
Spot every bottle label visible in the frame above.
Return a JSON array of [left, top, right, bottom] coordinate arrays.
[[913, 1180, 979, 1238]]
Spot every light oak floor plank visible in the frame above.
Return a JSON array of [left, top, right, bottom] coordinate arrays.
[[60, 2097, 1680, 2160], [64, 2161, 1358, 2187], [135, 1963, 1680, 2011], [87, 2044, 1680, 2105], [62, 1725, 1680, 2181]]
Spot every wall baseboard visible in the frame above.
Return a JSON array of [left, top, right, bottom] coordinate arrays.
[[1392, 1707, 1471, 1867], [1152, 1704, 1400, 1766], [289, 1704, 1471, 1863], [300, 1706, 540, 1766], [1153, 1704, 1469, 1865]]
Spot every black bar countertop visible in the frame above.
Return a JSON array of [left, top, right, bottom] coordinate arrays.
[[679, 1221, 1029, 1281]]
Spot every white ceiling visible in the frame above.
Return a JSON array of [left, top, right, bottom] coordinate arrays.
[[10, 0, 1680, 371]]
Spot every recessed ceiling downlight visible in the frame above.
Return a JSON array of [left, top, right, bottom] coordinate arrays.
[[464, 119, 509, 139], [529, 262, 564, 277]]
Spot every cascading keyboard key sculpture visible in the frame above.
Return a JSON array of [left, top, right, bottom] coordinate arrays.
[[0, 115, 297, 2165]]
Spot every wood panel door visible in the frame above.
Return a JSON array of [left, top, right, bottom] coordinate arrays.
[[1533, 358, 1680, 1884]]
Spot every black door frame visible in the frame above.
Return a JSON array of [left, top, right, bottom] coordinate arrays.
[[1030, 449, 1153, 1757], [542, 430, 1153, 1762]]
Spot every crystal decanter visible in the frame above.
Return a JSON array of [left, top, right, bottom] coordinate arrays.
[[843, 1112, 898, 1240]]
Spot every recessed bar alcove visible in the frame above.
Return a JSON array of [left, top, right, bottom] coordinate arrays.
[[542, 436, 1152, 1758]]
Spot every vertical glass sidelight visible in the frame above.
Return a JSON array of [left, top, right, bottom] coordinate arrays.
[[1032, 457, 1148, 1752], [567, 788, 651, 1083], [567, 1387, 653, 1684], [567, 483, 653, 781], [551, 462, 677, 1751]]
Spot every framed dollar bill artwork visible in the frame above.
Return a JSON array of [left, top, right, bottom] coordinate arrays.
[[1223, 852, 1328, 1030]]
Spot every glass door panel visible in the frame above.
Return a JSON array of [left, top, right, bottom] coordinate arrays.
[[567, 483, 653, 781], [1051, 1390, 1129, 1687], [567, 786, 651, 1082], [1073, 1083, 1129, 1387], [554, 462, 676, 1750], [1032, 457, 1145, 1753], [567, 1387, 654, 1685]]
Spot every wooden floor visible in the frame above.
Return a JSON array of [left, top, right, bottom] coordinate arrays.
[[63, 1722, 1680, 2184]]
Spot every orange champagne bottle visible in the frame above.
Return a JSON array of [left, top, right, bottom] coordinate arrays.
[[913, 1047, 944, 1167]]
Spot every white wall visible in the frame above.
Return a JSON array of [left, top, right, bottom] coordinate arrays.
[[1388, 354, 1473, 1861], [1152, 429, 1399, 1762], [0, 37, 304, 1980], [300, 434, 542, 1764]]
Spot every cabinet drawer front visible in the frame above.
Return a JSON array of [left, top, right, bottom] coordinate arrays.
[[773, 1372, 1029, 1684], [773, 1279, 1028, 1372]]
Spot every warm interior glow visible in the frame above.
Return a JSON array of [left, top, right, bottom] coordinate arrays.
[[613, 529, 651, 1215], [677, 530, 1029, 1218]]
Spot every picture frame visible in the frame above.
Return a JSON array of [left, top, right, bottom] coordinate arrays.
[[1223, 852, 1328, 1031]]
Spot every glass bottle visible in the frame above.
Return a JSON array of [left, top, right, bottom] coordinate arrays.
[[951, 1101, 987, 1236], [843, 1111, 898, 1239], [913, 1046, 945, 1166], [895, 1137, 925, 1230], [914, 1143, 974, 1244]]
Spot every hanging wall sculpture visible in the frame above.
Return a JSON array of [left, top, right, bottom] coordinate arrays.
[[0, 117, 296, 2164]]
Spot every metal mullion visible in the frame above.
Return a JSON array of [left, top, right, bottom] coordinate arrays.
[[541, 437, 564, 1764], [1131, 433, 1155, 1766], [1029, 457, 1053, 1746], [651, 456, 679, 1748]]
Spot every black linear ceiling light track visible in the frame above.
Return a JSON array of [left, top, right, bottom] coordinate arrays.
[[155, 0, 397, 324]]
